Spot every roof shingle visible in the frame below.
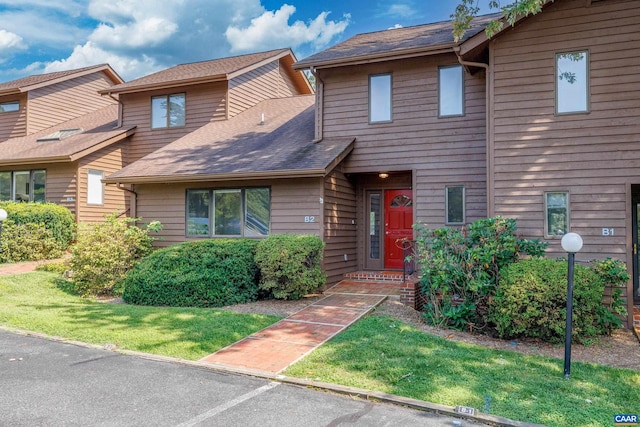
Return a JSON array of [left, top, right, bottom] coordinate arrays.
[[0, 64, 121, 95]]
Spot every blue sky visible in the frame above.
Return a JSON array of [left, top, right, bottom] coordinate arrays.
[[0, 1, 494, 83]]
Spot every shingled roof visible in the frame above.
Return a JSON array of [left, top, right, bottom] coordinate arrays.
[[0, 104, 135, 165], [0, 64, 123, 95], [104, 95, 354, 184], [101, 48, 307, 95], [294, 13, 500, 69]]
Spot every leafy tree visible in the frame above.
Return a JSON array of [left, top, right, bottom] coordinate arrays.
[[452, 0, 549, 42]]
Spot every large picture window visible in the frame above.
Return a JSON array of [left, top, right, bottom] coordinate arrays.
[[369, 74, 392, 123], [186, 187, 270, 237], [545, 191, 569, 236], [151, 93, 185, 129], [439, 65, 464, 117], [0, 170, 46, 202], [556, 51, 589, 114]]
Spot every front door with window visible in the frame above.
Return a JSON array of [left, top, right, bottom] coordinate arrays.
[[632, 195, 640, 303], [384, 189, 413, 269]]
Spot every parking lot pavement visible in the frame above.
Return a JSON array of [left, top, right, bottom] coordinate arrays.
[[0, 330, 490, 427]]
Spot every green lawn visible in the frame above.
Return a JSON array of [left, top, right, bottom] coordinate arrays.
[[284, 315, 640, 427], [0, 272, 279, 359]]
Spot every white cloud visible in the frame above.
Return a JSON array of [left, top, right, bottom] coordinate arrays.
[[225, 4, 349, 53], [0, 29, 26, 52], [387, 4, 414, 18], [91, 18, 179, 49], [389, 24, 403, 29]]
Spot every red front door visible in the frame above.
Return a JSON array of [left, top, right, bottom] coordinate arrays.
[[384, 189, 413, 269]]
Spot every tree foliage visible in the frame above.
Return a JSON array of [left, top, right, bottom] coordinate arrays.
[[452, 0, 550, 42]]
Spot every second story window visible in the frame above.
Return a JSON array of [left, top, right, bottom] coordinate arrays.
[[439, 65, 464, 117], [151, 93, 186, 129], [0, 101, 19, 113], [369, 74, 392, 123], [556, 51, 589, 114]]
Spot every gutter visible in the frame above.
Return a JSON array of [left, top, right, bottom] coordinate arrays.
[[102, 169, 330, 185], [98, 75, 227, 96], [454, 47, 493, 216]]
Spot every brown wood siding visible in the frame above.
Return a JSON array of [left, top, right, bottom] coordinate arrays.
[[134, 178, 324, 247], [490, 0, 640, 264], [319, 54, 487, 229], [323, 165, 357, 285], [228, 60, 297, 118], [0, 162, 78, 217], [120, 82, 228, 163], [77, 140, 129, 223], [0, 93, 28, 140], [26, 72, 117, 134]]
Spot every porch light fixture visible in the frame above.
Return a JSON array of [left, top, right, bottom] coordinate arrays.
[[0, 208, 7, 254], [560, 231, 583, 380], [378, 173, 389, 179]]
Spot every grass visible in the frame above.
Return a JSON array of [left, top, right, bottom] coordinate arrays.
[[0, 272, 279, 360], [284, 315, 640, 427]]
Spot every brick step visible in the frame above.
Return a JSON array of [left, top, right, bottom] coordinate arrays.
[[344, 270, 419, 283]]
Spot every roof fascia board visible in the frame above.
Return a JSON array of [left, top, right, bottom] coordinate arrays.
[[104, 169, 327, 185], [99, 75, 228, 95], [0, 156, 71, 166], [293, 45, 455, 70], [0, 88, 21, 96], [227, 49, 291, 80], [322, 140, 355, 175], [22, 65, 121, 92], [68, 127, 136, 161]]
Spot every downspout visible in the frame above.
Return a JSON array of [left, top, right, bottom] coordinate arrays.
[[309, 66, 324, 143], [454, 47, 493, 217], [105, 92, 123, 127], [116, 183, 137, 218]]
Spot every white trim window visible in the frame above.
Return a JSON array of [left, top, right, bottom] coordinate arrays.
[[445, 185, 465, 225], [556, 51, 589, 114], [439, 65, 464, 117], [545, 191, 569, 236], [87, 169, 104, 205], [369, 74, 392, 123], [0, 170, 46, 202], [151, 93, 186, 129]]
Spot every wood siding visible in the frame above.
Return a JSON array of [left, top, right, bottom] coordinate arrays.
[[490, 0, 640, 264], [26, 72, 117, 134], [319, 54, 488, 230], [134, 178, 324, 247], [120, 82, 228, 163], [228, 59, 298, 118], [77, 141, 129, 223], [0, 93, 27, 141], [323, 165, 357, 285]]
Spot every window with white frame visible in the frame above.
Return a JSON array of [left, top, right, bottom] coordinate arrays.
[[446, 185, 465, 224], [369, 74, 392, 123], [87, 169, 104, 205], [0, 101, 19, 113], [545, 191, 569, 236], [556, 51, 589, 114], [439, 65, 464, 117], [0, 170, 46, 202], [186, 187, 270, 237], [151, 93, 186, 129]]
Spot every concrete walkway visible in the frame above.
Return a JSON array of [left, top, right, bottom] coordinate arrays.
[[200, 293, 387, 374]]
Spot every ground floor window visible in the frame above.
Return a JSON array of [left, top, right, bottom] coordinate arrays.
[[445, 185, 465, 225], [0, 170, 46, 202], [87, 170, 104, 205], [545, 191, 569, 236], [186, 187, 271, 237]]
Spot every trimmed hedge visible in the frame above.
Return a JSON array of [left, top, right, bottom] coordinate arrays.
[[255, 234, 325, 300], [489, 257, 627, 343], [0, 220, 65, 263], [122, 239, 260, 307], [0, 201, 75, 248]]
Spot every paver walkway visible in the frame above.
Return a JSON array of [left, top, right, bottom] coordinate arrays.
[[200, 293, 387, 374]]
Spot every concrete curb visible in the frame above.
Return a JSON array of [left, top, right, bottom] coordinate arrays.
[[1, 325, 544, 427]]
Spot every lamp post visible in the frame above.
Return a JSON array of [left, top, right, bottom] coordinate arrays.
[[560, 232, 583, 380], [0, 208, 7, 254]]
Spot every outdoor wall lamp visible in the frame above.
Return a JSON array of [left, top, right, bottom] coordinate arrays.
[[560, 232, 583, 379], [378, 173, 389, 179], [0, 208, 7, 254]]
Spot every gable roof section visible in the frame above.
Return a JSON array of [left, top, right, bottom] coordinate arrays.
[[101, 48, 311, 95], [104, 95, 354, 184], [0, 104, 135, 165], [294, 13, 500, 70], [0, 64, 123, 96]]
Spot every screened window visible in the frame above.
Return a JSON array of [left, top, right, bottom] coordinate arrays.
[[369, 74, 392, 122], [439, 65, 464, 117], [556, 51, 589, 114], [446, 185, 465, 224], [546, 192, 569, 236], [151, 93, 185, 129], [0, 170, 46, 202], [186, 188, 270, 237], [87, 170, 104, 205], [0, 101, 19, 113]]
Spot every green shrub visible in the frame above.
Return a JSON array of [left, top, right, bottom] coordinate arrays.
[[0, 201, 75, 248], [490, 257, 627, 343], [69, 214, 162, 297], [255, 234, 325, 300], [35, 260, 69, 275], [414, 216, 547, 330], [0, 220, 66, 263], [122, 239, 260, 307]]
